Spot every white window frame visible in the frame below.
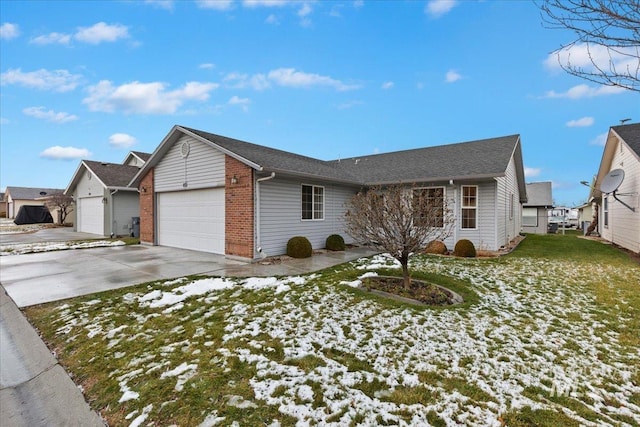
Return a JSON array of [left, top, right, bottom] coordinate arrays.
[[510, 193, 514, 220], [413, 186, 445, 228], [603, 196, 609, 228], [522, 207, 538, 227], [301, 184, 324, 221], [461, 185, 478, 229]]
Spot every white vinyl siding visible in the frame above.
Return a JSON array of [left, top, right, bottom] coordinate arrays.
[[456, 182, 498, 251], [259, 178, 357, 256], [600, 140, 640, 253], [157, 188, 225, 254], [112, 191, 140, 236], [77, 196, 104, 235], [495, 157, 522, 247], [155, 135, 225, 192]]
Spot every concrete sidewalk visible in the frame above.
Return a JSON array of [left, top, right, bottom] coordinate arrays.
[[0, 286, 105, 426]]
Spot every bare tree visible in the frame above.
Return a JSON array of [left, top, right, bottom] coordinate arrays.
[[539, 0, 640, 92], [45, 192, 74, 225], [344, 184, 454, 289]]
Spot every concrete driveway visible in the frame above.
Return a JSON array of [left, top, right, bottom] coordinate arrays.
[[0, 244, 249, 308]]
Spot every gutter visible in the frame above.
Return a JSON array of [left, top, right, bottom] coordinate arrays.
[[255, 172, 276, 258]]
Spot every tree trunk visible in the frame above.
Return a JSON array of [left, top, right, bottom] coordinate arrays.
[[401, 257, 411, 290]]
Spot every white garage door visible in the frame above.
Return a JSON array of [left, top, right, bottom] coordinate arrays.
[[78, 197, 104, 235], [157, 188, 225, 254]]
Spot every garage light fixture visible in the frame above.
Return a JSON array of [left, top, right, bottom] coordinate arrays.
[[231, 175, 239, 185]]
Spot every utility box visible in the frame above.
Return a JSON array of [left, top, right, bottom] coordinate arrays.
[[132, 217, 140, 238]]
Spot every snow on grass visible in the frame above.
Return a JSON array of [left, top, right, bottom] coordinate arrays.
[[0, 240, 126, 255], [43, 253, 640, 426]]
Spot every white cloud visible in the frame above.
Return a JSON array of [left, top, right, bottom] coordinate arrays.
[[590, 132, 608, 146], [381, 81, 394, 90], [83, 80, 219, 114], [425, 0, 457, 17], [109, 133, 137, 148], [23, 106, 78, 123], [224, 72, 271, 90], [566, 117, 594, 127], [298, 3, 312, 26], [243, 0, 288, 7], [544, 43, 639, 78], [40, 146, 91, 160], [445, 69, 462, 83], [1, 117, 9, 125], [265, 14, 280, 25], [74, 22, 129, 44], [268, 68, 360, 91], [30, 32, 72, 45], [524, 167, 541, 178], [353, 0, 364, 8], [228, 95, 251, 112], [196, 0, 234, 10], [0, 68, 82, 92], [0, 22, 20, 40], [144, 0, 175, 10], [199, 63, 215, 69], [543, 83, 626, 99]]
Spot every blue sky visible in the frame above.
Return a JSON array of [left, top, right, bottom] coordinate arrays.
[[1, 0, 638, 207]]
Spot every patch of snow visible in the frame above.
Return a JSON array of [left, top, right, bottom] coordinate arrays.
[[128, 404, 152, 427]]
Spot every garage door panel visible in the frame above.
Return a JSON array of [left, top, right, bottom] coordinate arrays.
[[157, 188, 225, 254], [78, 197, 103, 235]]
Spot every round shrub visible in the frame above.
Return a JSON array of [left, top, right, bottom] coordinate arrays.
[[325, 234, 346, 251], [286, 236, 312, 258], [454, 239, 476, 257], [424, 240, 447, 255]]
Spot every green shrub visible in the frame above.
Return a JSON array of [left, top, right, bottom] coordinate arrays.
[[425, 240, 447, 255], [454, 239, 476, 257], [287, 236, 313, 258], [325, 234, 346, 251]]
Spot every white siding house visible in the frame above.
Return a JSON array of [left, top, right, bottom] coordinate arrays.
[[593, 123, 640, 253], [130, 125, 528, 259], [65, 153, 150, 237], [522, 182, 553, 234]]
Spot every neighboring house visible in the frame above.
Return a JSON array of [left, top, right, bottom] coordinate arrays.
[[65, 153, 150, 236], [124, 151, 151, 167], [3, 186, 64, 220], [576, 201, 595, 231], [522, 182, 553, 234], [592, 122, 640, 254], [0, 192, 5, 217], [130, 125, 527, 259]]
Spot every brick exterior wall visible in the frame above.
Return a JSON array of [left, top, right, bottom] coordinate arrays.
[[225, 156, 254, 258], [139, 168, 155, 244]]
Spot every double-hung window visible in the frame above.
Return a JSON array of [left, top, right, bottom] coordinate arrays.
[[461, 185, 477, 229], [603, 196, 609, 228], [302, 184, 324, 220], [413, 187, 444, 227], [522, 207, 538, 227]]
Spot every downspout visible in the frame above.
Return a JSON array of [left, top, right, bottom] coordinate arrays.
[[255, 172, 276, 258], [110, 189, 119, 238]]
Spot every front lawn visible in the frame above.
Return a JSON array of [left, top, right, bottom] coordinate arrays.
[[25, 234, 640, 426]]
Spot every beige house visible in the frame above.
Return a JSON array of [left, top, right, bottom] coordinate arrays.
[[3, 187, 68, 223], [592, 122, 640, 253]]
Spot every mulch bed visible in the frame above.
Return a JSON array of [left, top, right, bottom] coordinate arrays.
[[362, 276, 461, 306]]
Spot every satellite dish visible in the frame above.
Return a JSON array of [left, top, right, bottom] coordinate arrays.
[[600, 169, 625, 194]]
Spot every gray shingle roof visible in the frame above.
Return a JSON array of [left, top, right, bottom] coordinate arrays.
[[524, 182, 553, 207], [5, 186, 64, 200], [181, 127, 360, 183], [84, 161, 142, 188], [131, 151, 152, 162], [612, 122, 640, 157], [182, 126, 521, 185], [331, 134, 521, 184]]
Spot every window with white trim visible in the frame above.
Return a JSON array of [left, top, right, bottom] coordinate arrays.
[[461, 185, 477, 229], [413, 187, 445, 227], [603, 196, 609, 228], [510, 193, 514, 219], [302, 184, 324, 220], [522, 207, 538, 226]]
